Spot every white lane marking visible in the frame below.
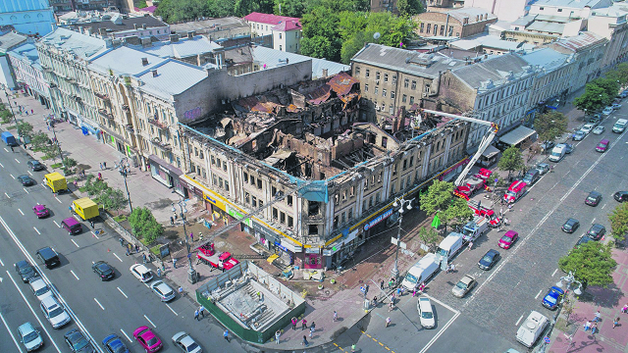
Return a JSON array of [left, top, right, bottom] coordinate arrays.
[[23, 187, 29, 194], [419, 311, 461, 353], [120, 329, 132, 343], [592, 217, 596, 224], [424, 293, 460, 315], [14, 159, 20, 164], [0, 217, 96, 352], [2, 148, 6, 152], [117, 287, 128, 299], [0, 311, 25, 353], [535, 289, 543, 300], [144, 314, 156, 328], [0, 258, 3, 266], [94, 298, 105, 311], [113, 253, 123, 263], [516, 314, 524, 326], [71, 270, 80, 280], [5, 271, 63, 353], [28, 171, 33, 176], [92, 231, 99, 239], [552, 269, 558, 277], [166, 303, 179, 316], [10, 174, 15, 179], [602, 203, 607, 209], [71, 239, 79, 248], [18, 208, 24, 215], [33, 227, 41, 235], [0, 162, 4, 167], [5, 192, 10, 199], [55, 196, 62, 203], [53, 220, 60, 228]]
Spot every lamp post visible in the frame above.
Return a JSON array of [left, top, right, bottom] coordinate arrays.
[[119, 168, 133, 212], [556, 271, 583, 296], [172, 199, 198, 283], [49, 123, 65, 168], [390, 197, 414, 282]]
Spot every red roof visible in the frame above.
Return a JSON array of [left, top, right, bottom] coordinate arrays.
[[244, 12, 302, 31]]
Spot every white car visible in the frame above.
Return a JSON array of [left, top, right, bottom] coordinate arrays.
[[17, 322, 43, 351], [602, 106, 614, 115], [580, 123, 595, 135], [172, 331, 202, 353], [150, 280, 176, 302], [130, 264, 153, 283], [592, 126, 605, 135], [612, 103, 622, 110], [29, 278, 54, 301], [40, 296, 71, 329], [417, 297, 436, 329]]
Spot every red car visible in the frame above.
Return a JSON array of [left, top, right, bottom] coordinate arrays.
[[33, 204, 50, 218], [133, 326, 162, 353], [498, 230, 518, 249]]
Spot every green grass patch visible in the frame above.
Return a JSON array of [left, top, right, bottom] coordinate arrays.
[[50, 163, 62, 168], [113, 214, 127, 222], [140, 237, 154, 247], [149, 245, 161, 257]]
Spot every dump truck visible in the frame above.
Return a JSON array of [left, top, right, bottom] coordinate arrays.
[[72, 198, 99, 220], [44, 172, 68, 193]]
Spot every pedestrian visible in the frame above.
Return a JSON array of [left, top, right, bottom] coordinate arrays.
[[103, 162, 107, 169], [99, 163, 103, 170], [302, 335, 309, 347], [10, 145, 14, 152], [142, 253, 147, 264], [90, 220, 94, 228], [614, 317, 620, 328], [468, 241, 474, 251], [584, 320, 591, 331], [380, 280, 385, 289], [190, 232, 194, 242], [125, 247, 130, 256], [97, 172, 102, 181], [170, 216, 174, 226], [418, 282, 426, 294], [301, 318, 307, 330], [390, 293, 395, 304], [198, 306, 204, 319], [194, 309, 199, 321], [385, 317, 391, 327], [174, 213, 178, 221], [388, 302, 395, 312], [275, 330, 281, 344], [30, 109, 33, 114], [372, 296, 378, 307], [592, 322, 598, 334], [396, 287, 402, 296], [157, 267, 161, 277], [412, 288, 417, 297], [333, 311, 338, 322], [173, 258, 177, 269], [135, 244, 140, 253], [291, 317, 297, 330], [161, 262, 166, 272], [351, 344, 357, 352], [69, 205, 72, 213], [223, 330, 230, 342], [309, 325, 315, 337], [622, 304, 628, 314], [594, 310, 601, 322]]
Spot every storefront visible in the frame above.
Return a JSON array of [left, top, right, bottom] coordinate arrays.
[[439, 157, 469, 182], [148, 154, 185, 196]]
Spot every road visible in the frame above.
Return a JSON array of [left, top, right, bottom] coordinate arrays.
[[0, 146, 249, 352], [334, 110, 627, 352]]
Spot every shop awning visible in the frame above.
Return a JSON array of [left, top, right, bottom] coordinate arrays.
[[499, 126, 536, 146], [148, 154, 183, 176], [482, 145, 500, 159]]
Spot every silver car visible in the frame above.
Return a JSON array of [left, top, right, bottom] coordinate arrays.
[[40, 296, 71, 329], [17, 322, 43, 351], [150, 280, 176, 302], [172, 331, 202, 353], [452, 275, 476, 298], [29, 278, 54, 301]]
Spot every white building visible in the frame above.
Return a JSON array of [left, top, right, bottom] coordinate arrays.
[[244, 12, 302, 53]]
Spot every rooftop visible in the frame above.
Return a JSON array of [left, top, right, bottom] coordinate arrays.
[[169, 17, 249, 35], [450, 34, 536, 52], [441, 7, 497, 24], [243, 12, 302, 31], [39, 28, 109, 61], [140, 35, 222, 59], [0, 30, 27, 53], [136, 60, 208, 100], [450, 53, 533, 90], [518, 47, 571, 71], [526, 21, 566, 34], [8, 42, 41, 68], [251, 45, 350, 80], [550, 31, 606, 52], [88, 46, 167, 76], [61, 12, 167, 33], [531, 0, 613, 9]]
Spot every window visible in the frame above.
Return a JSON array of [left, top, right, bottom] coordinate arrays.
[[272, 207, 278, 220], [287, 195, 293, 206], [539, 7, 544, 10], [440, 25, 445, 36], [374, 87, 379, 95], [426, 24, 431, 34], [402, 94, 407, 103], [348, 209, 353, 220], [250, 176, 255, 186], [364, 84, 369, 92], [341, 212, 346, 224], [403, 159, 407, 170], [280, 212, 286, 224], [257, 179, 262, 189], [391, 91, 395, 99], [557, 8, 562, 12], [218, 177, 223, 188], [389, 106, 394, 114], [381, 136, 388, 148], [279, 45, 282, 51], [384, 73, 389, 82], [223, 161, 227, 171], [366, 69, 370, 77], [243, 172, 248, 183], [376, 72, 380, 80], [410, 96, 415, 104], [211, 156, 215, 165], [404, 78, 409, 88], [381, 103, 386, 112], [420, 23, 424, 33], [279, 33, 282, 39], [355, 66, 360, 75], [245, 192, 250, 204], [382, 89, 387, 97], [411, 80, 417, 90], [409, 156, 414, 167], [288, 216, 293, 228]]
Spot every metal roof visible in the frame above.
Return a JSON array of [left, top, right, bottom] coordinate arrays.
[[7, 42, 41, 68], [252, 46, 350, 79], [531, 0, 612, 9], [137, 60, 208, 100], [0, 31, 27, 53], [499, 126, 536, 145], [451, 53, 533, 90], [518, 47, 570, 70], [526, 21, 566, 34], [140, 36, 222, 59], [39, 28, 109, 61], [88, 46, 167, 76]]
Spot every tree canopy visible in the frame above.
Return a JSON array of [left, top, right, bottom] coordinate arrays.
[[533, 111, 568, 143], [497, 145, 524, 178], [573, 78, 619, 113], [419, 180, 454, 215], [128, 207, 164, 244], [558, 241, 616, 289], [397, 0, 424, 17], [443, 196, 474, 229], [609, 202, 628, 245]]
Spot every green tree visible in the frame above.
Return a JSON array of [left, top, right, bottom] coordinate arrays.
[[128, 207, 164, 243], [420, 180, 454, 215], [533, 111, 568, 143], [591, 77, 620, 101], [608, 63, 628, 87], [83, 175, 111, 198], [207, 0, 236, 17], [273, 0, 308, 17], [417, 226, 439, 251], [301, 35, 340, 61], [16, 121, 33, 139], [574, 81, 614, 113], [609, 202, 628, 245], [497, 145, 524, 179], [234, 0, 273, 16], [397, 0, 424, 17], [155, 0, 210, 23], [444, 197, 474, 229], [559, 241, 616, 289], [0, 108, 13, 124], [97, 188, 128, 213], [30, 131, 51, 152]]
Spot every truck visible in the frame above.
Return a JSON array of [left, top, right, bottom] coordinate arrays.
[[454, 177, 486, 200], [437, 232, 464, 263], [72, 198, 99, 220], [504, 180, 527, 204], [467, 199, 501, 227], [461, 216, 489, 243], [401, 253, 440, 291], [43, 172, 68, 193], [1, 131, 18, 146], [197, 243, 239, 271], [516, 311, 549, 347]]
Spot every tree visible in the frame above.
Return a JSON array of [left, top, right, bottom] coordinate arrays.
[[97, 188, 128, 213], [233, 0, 273, 16], [497, 145, 524, 179], [608, 63, 628, 87], [444, 197, 474, 230], [573, 84, 607, 113], [533, 111, 568, 143], [591, 77, 619, 101], [16, 121, 33, 139], [609, 203, 628, 245], [273, 0, 308, 17], [301, 35, 341, 61], [419, 180, 454, 215], [397, 0, 424, 17], [83, 175, 111, 199], [417, 226, 439, 251], [128, 207, 164, 243], [30, 131, 51, 152], [0, 108, 13, 124], [558, 241, 616, 289]]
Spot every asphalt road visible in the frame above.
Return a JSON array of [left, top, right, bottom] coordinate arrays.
[[0, 147, 249, 352]]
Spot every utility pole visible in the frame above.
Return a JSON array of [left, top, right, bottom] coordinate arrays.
[[390, 197, 413, 283], [172, 200, 198, 283], [119, 168, 133, 212]]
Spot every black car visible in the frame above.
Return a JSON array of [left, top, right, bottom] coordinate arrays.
[[15, 260, 38, 283], [27, 160, 45, 171], [36, 247, 60, 269], [478, 249, 500, 271], [585, 191, 602, 206], [92, 261, 115, 281], [587, 224, 606, 241], [561, 218, 580, 234], [564, 143, 574, 154], [17, 175, 36, 186], [575, 235, 594, 248], [540, 141, 555, 153], [614, 191, 628, 202], [64, 329, 94, 353]]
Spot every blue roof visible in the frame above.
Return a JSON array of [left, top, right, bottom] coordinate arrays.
[[519, 48, 570, 70], [8, 42, 41, 68], [0, 0, 50, 13]]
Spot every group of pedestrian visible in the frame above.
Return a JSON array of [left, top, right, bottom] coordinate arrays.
[[193, 306, 205, 321]]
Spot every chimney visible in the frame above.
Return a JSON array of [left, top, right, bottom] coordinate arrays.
[[152, 69, 158, 77], [286, 58, 289, 64], [187, 30, 195, 39], [142, 23, 147, 29], [141, 57, 149, 66], [133, 23, 138, 30], [322, 68, 328, 78], [169, 33, 179, 42], [98, 28, 107, 36], [141, 37, 152, 48]]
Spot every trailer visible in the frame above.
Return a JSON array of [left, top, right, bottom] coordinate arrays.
[[196, 243, 239, 271]]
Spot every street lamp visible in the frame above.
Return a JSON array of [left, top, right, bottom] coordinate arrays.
[[390, 197, 414, 282], [119, 167, 133, 212], [172, 199, 198, 283], [49, 123, 65, 168], [556, 271, 583, 296]]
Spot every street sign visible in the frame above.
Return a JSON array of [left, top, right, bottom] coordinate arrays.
[[544, 337, 550, 344], [360, 285, 366, 293], [391, 237, 398, 245]]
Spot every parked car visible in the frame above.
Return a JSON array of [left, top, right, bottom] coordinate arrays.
[[17, 322, 43, 352], [172, 332, 202, 353], [614, 191, 628, 202], [572, 130, 586, 141], [133, 326, 162, 353], [592, 126, 605, 135], [64, 329, 94, 353], [33, 204, 50, 218], [535, 163, 550, 175], [580, 123, 596, 135], [587, 224, 606, 241], [102, 334, 130, 353], [540, 141, 555, 153], [150, 281, 176, 302], [29, 277, 53, 301], [452, 275, 476, 298], [18, 175, 36, 186], [522, 169, 540, 186], [585, 191, 602, 206], [498, 230, 519, 249], [92, 261, 115, 281], [417, 297, 436, 329], [612, 103, 622, 110], [575, 235, 594, 248], [561, 218, 580, 234], [27, 159, 45, 171], [541, 286, 565, 310], [478, 249, 500, 270], [588, 114, 602, 125], [40, 296, 71, 329], [130, 264, 153, 283], [595, 139, 610, 152], [562, 143, 574, 154], [15, 260, 38, 283], [602, 106, 614, 115]]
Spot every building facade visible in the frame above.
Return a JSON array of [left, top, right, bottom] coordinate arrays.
[[414, 7, 497, 39], [8, 42, 55, 109], [548, 32, 608, 90], [243, 12, 302, 53], [588, 7, 628, 69], [0, 0, 56, 36], [463, 0, 534, 23]]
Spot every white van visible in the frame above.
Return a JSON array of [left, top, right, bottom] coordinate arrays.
[[401, 253, 440, 291], [516, 311, 549, 347], [437, 232, 464, 262], [548, 144, 566, 162], [613, 118, 628, 133]]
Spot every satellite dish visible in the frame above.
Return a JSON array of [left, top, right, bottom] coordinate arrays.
[[373, 32, 381, 40]]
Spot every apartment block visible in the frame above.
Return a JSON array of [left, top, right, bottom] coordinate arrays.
[[243, 12, 302, 53]]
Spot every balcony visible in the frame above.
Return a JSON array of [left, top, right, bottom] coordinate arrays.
[[122, 104, 129, 112], [147, 118, 168, 129], [150, 137, 172, 151], [94, 92, 110, 101], [98, 109, 114, 120]]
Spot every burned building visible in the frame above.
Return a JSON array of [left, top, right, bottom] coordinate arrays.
[[180, 72, 470, 270]]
